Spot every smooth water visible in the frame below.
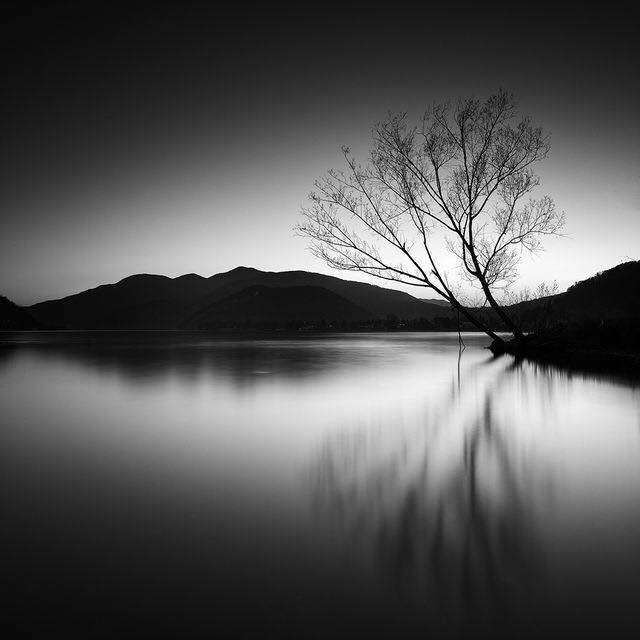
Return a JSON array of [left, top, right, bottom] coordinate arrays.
[[1, 331, 639, 638]]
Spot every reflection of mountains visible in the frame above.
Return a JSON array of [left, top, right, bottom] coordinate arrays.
[[0, 333, 381, 385], [312, 359, 547, 633]]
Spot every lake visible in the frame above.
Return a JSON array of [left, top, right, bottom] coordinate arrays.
[[1, 331, 640, 638]]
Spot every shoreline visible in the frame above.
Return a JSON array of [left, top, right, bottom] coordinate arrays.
[[490, 333, 640, 381]]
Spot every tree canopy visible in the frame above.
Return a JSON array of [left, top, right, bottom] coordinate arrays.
[[298, 90, 565, 342]]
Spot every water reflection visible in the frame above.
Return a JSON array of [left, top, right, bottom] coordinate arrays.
[[312, 357, 547, 634], [0, 331, 422, 386], [312, 354, 640, 637], [1, 332, 640, 638]]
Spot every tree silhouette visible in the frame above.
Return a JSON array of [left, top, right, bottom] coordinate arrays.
[[298, 91, 564, 344]]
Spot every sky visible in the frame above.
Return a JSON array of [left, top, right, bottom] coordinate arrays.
[[1, 2, 638, 305]]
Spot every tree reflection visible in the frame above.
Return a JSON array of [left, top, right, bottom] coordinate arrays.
[[312, 358, 544, 632]]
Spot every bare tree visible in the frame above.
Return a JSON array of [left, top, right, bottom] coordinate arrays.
[[297, 91, 565, 344]]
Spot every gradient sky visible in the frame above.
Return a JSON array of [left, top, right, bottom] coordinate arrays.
[[1, 2, 638, 305]]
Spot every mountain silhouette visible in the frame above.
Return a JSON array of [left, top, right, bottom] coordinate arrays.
[[18, 261, 640, 331], [186, 285, 369, 328], [0, 295, 44, 329], [194, 267, 445, 319], [544, 260, 640, 321], [0, 296, 47, 331], [28, 273, 213, 329], [27, 267, 449, 329], [508, 260, 640, 328]]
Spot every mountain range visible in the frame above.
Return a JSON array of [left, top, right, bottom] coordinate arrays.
[[18, 267, 451, 330], [2, 261, 638, 331]]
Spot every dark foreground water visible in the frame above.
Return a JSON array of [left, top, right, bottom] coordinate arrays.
[[1, 331, 640, 639]]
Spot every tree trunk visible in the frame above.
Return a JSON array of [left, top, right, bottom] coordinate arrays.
[[481, 286, 524, 340], [450, 300, 505, 344], [467, 236, 524, 340], [469, 253, 524, 339]]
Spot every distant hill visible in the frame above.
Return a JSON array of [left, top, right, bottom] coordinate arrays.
[[186, 285, 369, 328], [28, 273, 214, 329], [507, 260, 640, 329], [488, 262, 640, 374], [421, 298, 450, 308], [0, 295, 43, 329], [549, 260, 640, 321], [195, 267, 443, 319], [27, 267, 450, 329]]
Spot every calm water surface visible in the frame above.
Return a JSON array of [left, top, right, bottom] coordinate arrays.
[[1, 331, 639, 638]]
